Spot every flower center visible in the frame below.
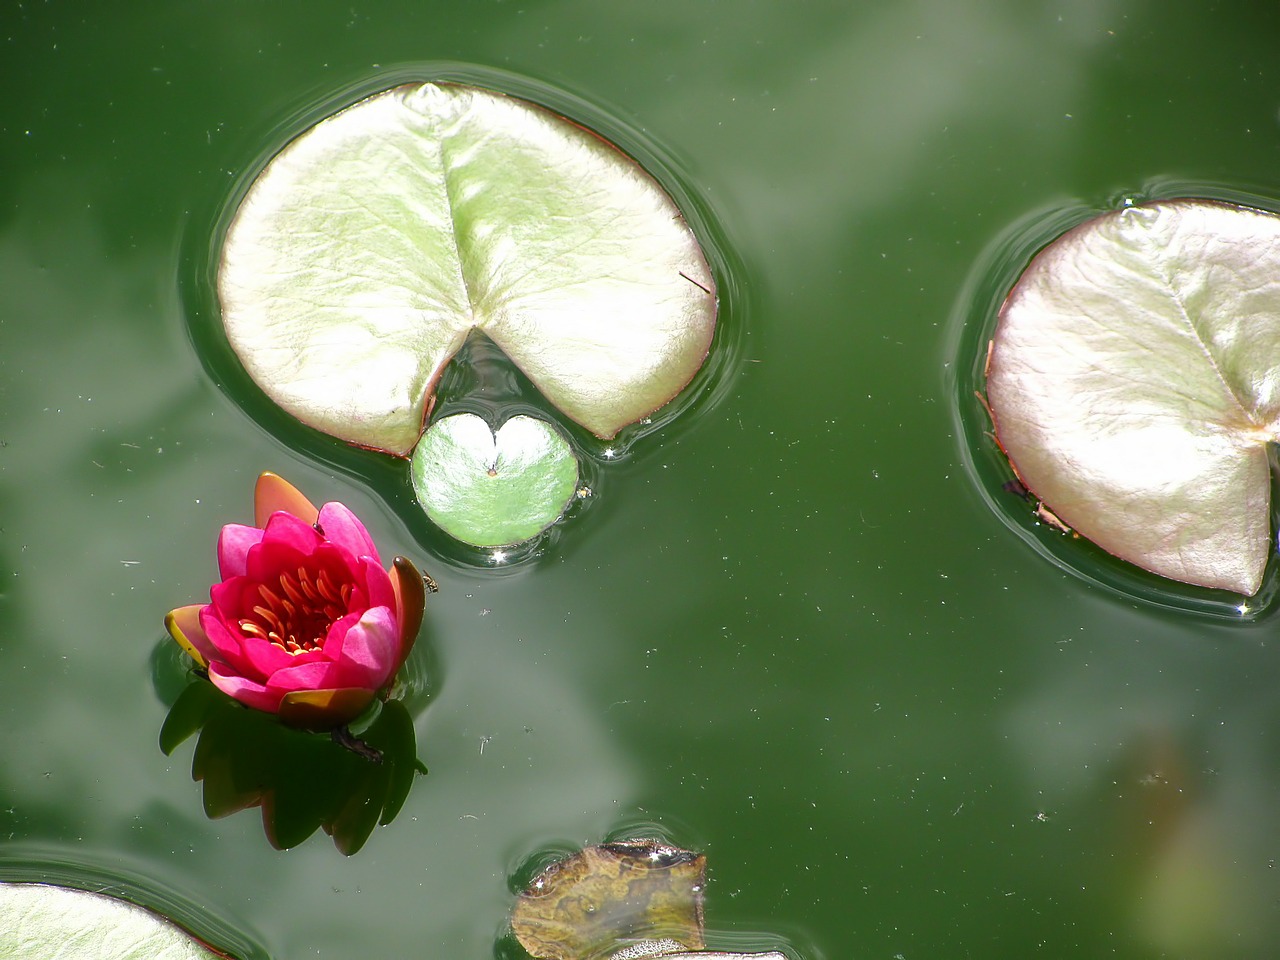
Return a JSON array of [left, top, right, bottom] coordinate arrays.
[[238, 566, 353, 655]]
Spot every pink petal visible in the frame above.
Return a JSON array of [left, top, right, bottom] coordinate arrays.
[[263, 659, 343, 698], [239, 630, 317, 679], [317, 501, 381, 564], [208, 575, 263, 622], [208, 661, 280, 713], [357, 557, 396, 612], [216, 523, 264, 580], [199, 602, 250, 663], [325, 607, 400, 690], [258, 509, 323, 555]]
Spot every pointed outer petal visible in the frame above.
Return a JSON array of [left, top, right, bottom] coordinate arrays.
[[316, 500, 382, 565], [254, 472, 320, 528], [324, 607, 400, 690], [207, 661, 281, 713], [389, 556, 425, 667], [216, 523, 265, 581], [165, 603, 214, 668], [277, 688, 376, 728]]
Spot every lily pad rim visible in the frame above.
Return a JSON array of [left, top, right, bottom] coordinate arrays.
[[947, 188, 1280, 622]]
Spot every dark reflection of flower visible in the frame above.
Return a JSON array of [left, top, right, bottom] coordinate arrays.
[[159, 678, 426, 855]]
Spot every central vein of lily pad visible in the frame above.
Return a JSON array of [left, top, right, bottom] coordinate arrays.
[[239, 567, 352, 654]]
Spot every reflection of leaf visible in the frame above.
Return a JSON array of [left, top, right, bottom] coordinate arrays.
[[512, 840, 706, 960], [986, 199, 1280, 595], [411, 413, 578, 546], [0, 883, 226, 959], [160, 679, 425, 855], [220, 82, 717, 455]]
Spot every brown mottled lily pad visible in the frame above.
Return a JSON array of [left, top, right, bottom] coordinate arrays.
[[512, 839, 706, 960]]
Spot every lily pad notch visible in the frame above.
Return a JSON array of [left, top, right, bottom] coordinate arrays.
[[983, 197, 1280, 596], [217, 79, 719, 549]]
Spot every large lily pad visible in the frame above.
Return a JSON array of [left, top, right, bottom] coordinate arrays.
[[0, 883, 225, 959], [986, 198, 1280, 595], [411, 413, 578, 547], [219, 81, 717, 455]]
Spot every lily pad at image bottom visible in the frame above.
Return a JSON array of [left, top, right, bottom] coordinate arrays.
[[411, 413, 579, 547], [0, 883, 227, 959]]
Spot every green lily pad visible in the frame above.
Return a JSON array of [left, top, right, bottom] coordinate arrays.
[[411, 413, 578, 547], [0, 883, 225, 959], [219, 81, 717, 456], [986, 198, 1280, 595]]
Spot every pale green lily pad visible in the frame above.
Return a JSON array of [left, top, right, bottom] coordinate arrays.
[[986, 198, 1280, 595], [411, 413, 578, 547], [0, 883, 223, 959], [219, 81, 717, 456]]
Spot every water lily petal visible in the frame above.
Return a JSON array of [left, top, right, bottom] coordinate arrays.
[[263, 659, 344, 698], [325, 606, 399, 690], [358, 556, 396, 612], [277, 687, 376, 728], [254, 471, 319, 528], [389, 555, 426, 664], [217, 523, 264, 580], [165, 603, 215, 668], [207, 661, 279, 713], [258, 509, 324, 555], [317, 500, 382, 564], [199, 601, 259, 673]]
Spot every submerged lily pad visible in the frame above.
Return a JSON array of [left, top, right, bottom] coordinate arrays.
[[511, 840, 706, 960], [219, 81, 717, 455], [0, 883, 225, 959], [986, 199, 1280, 595], [411, 413, 578, 547]]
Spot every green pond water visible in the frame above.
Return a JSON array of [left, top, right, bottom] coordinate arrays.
[[4, 3, 1280, 958]]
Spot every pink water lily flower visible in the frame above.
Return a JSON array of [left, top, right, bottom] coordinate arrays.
[[166, 473, 426, 729]]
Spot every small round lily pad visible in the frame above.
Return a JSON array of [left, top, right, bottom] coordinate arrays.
[[411, 413, 578, 547]]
